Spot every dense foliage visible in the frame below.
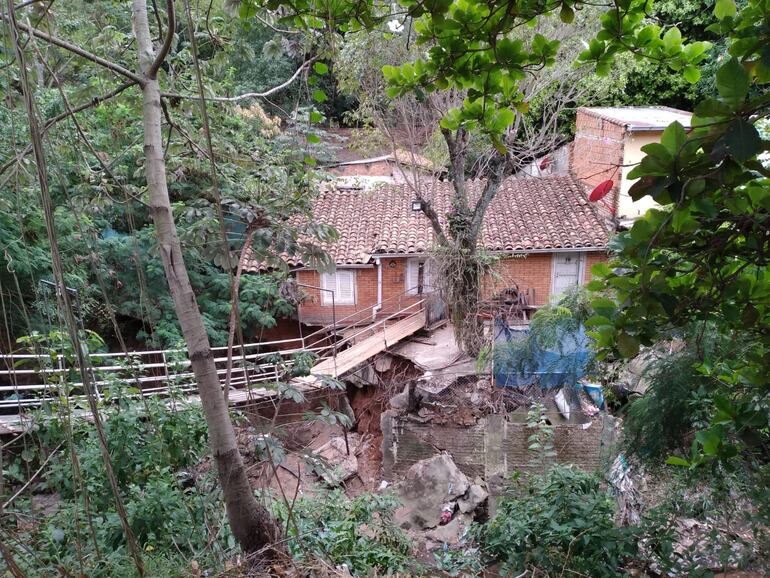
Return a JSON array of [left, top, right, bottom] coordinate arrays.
[[273, 489, 415, 575], [587, 0, 770, 466], [476, 466, 653, 577], [0, 1, 336, 349], [1, 396, 229, 577]]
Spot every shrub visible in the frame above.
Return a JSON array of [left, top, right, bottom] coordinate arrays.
[[475, 466, 639, 577], [274, 488, 416, 576]]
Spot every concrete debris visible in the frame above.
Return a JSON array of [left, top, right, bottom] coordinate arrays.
[[424, 513, 473, 548], [395, 453, 470, 530], [389, 383, 411, 413], [313, 436, 358, 486], [458, 483, 488, 514]]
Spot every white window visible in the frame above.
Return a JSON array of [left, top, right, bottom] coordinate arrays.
[[551, 252, 586, 297], [321, 270, 356, 305], [406, 258, 433, 295]]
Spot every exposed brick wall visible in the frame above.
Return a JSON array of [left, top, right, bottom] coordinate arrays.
[[572, 109, 626, 214], [487, 254, 555, 306], [297, 251, 608, 324], [382, 410, 620, 487]]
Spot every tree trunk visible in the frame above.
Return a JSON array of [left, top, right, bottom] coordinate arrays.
[[131, 0, 283, 557]]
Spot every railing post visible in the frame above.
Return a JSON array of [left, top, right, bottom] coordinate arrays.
[[161, 351, 170, 392]]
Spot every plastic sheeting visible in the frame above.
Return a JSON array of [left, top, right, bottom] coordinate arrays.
[[493, 319, 593, 388]]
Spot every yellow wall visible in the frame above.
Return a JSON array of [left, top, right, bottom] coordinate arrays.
[[619, 131, 663, 219]]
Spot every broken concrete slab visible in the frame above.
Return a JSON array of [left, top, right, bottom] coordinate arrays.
[[458, 483, 488, 514], [395, 453, 470, 530]]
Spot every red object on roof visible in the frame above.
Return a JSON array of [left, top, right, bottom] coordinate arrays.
[[589, 180, 614, 202]]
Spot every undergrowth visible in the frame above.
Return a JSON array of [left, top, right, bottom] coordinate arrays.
[[1, 394, 234, 577], [272, 488, 416, 576]]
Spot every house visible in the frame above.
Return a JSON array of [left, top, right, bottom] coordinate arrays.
[[524, 106, 692, 223], [570, 106, 692, 221], [243, 175, 610, 328], [326, 148, 444, 190]]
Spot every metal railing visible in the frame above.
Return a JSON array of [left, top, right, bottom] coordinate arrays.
[[0, 286, 440, 413]]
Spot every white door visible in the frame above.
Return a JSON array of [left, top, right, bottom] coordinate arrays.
[[551, 253, 585, 296]]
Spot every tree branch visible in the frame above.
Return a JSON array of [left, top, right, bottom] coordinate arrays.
[[1, 14, 145, 85], [468, 155, 510, 242], [161, 57, 315, 102], [420, 198, 449, 246], [148, 0, 174, 79]]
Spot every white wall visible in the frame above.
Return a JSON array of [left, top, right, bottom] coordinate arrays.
[[618, 131, 663, 219]]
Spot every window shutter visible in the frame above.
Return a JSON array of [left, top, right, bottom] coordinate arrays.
[[320, 272, 333, 305], [336, 270, 356, 304]]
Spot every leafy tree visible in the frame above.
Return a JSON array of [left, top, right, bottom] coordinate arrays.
[[1, 0, 336, 561], [586, 0, 770, 466], [247, 0, 711, 353]]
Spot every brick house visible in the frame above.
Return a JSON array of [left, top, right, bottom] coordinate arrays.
[[525, 106, 692, 222], [570, 106, 692, 221], [244, 175, 610, 327], [327, 148, 444, 190]]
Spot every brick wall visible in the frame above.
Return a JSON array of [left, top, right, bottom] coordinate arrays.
[[572, 109, 627, 213], [297, 258, 422, 326], [298, 252, 608, 324], [584, 251, 608, 284], [381, 411, 620, 503], [487, 254, 554, 306]]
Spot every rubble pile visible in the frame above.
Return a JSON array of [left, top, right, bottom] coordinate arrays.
[[393, 454, 489, 551]]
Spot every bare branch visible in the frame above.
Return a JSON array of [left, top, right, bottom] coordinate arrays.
[[161, 57, 315, 102], [148, 0, 174, 79], [1, 13, 145, 85]]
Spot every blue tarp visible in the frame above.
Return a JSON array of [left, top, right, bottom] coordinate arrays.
[[493, 319, 593, 389]]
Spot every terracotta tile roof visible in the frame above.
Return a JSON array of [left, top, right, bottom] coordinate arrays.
[[243, 175, 610, 270]]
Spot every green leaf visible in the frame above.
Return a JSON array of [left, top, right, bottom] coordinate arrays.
[[616, 332, 640, 358], [591, 297, 616, 316], [309, 111, 324, 123], [714, 0, 736, 19], [665, 456, 691, 467], [696, 429, 722, 455], [591, 262, 612, 277], [682, 65, 701, 84], [313, 62, 329, 75], [307, 133, 321, 144], [716, 58, 750, 104], [721, 118, 762, 161], [312, 89, 328, 103], [584, 315, 611, 328], [660, 122, 687, 154], [559, 4, 574, 24]]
